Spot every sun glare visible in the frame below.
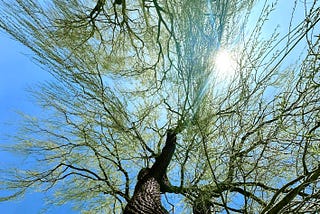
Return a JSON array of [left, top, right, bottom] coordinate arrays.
[[213, 49, 237, 80]]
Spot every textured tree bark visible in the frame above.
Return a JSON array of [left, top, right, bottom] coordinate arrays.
[[123, 129, 177, 214]]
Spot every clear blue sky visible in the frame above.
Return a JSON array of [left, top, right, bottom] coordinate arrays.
[[0, 33, 77, 213], [0, 0, 314, 213]]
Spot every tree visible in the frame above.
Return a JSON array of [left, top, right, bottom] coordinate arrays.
[[0, 0, 320, 213]]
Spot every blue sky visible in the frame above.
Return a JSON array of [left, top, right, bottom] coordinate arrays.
[[0, 1, 315, 213], [0, 33, 77, 213]]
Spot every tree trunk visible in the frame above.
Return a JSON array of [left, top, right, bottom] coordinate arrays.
[[123, 129, 177, 214]]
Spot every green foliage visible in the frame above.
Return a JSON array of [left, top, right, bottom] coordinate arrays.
[[1, 0, 320, 213]]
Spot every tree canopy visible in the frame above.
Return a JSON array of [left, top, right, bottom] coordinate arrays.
[[1, 0, 320, 213]]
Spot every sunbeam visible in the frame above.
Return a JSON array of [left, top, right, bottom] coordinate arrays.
[[213, 49, 237, 80]]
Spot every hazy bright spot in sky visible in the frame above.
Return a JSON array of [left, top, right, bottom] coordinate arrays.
[[213, 49, 237, 80]]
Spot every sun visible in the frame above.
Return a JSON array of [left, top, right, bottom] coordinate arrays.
[[213, 49, 237, 80]]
